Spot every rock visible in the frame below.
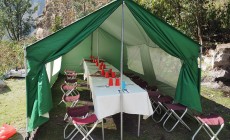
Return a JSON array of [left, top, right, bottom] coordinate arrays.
[[213, 43, 230, 68], [209, 68, 230, 81], [36, 28, 47, 40]]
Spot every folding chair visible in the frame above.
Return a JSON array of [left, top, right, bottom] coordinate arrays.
[[64, 105, 90, 139], [162, 103, 191, 132], [65, 114, 104, 140], [59, 84, 79, 105], [62, 94, 80, 107], [151, 95, 173, 123], [192, 114, 224, 140], [64, 70, 76, 75]]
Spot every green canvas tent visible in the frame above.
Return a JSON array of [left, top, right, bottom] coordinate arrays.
[[25, 0, 202, 132]]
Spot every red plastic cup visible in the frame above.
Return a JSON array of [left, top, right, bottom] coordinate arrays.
[[108, 77, 113, 86], [105, 71, 109, 78], [96, 61, 98, 66], [115, 78, 120, 86], [112, 72, 116, 78], [99, 64, 102, 70], [109, 68, 112, 74], [101, 69, 105, 76], [103, 64, 106, 69]]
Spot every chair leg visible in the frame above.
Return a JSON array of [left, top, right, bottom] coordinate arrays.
[[152, 103, 169, 123], [82, 121, 100, 140], [163, 109, 191, 132], [64, 122, 78, 139], [192, 123, 204, 140]]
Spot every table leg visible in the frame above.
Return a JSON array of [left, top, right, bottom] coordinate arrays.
[[102, 120, 104, 140], [138, 115, 141, 137]]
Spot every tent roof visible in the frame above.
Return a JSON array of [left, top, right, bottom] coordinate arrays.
[[26, 0, 201, 132]]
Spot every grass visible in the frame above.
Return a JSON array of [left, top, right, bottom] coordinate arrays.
[[0, 78, 26, 140], [1, 76, 230, 140]]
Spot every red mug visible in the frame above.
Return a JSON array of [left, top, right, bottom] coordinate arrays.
[[112, 72, 116, 78], [105, 71, 109, 78], [108, 77, 113, 86], [115, 78, 120, 86]]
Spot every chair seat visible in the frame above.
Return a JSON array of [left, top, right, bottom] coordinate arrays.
[[196, 114, 224, 125], [72, 114, 98, 125], [153, 96, 173, 103], [165, 103, 186, 110], [64, 94, 80, 102], [67, 106, 89, 117], [65, 78, 77, 83], [62, 85, 76, 90], [148, 91, 161, 98], [66, 73, 77, 77]]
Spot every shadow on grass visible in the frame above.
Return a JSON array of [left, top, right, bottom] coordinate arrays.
[[34, 74, 230, 140], [0, 85, 11, 94], [11, 132, 24, 140]]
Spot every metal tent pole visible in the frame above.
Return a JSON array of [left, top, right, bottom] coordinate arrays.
[[24, 45, 30, 140], [120, 1, 125, 140], [97, 29, 99, 62]]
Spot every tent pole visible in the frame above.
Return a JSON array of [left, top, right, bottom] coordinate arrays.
[[97, 29, 99, 62], [120, 1, 125, 140], [24, 45, 30, 139]]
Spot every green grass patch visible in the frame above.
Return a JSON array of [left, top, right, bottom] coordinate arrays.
[[0, 78, 26, 139]]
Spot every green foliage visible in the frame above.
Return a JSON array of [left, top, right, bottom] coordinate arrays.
[[0, 37, 37, 76], [52, 16, 63, 32], [134, 0, 230, 44], [0, 0, 37, 41]]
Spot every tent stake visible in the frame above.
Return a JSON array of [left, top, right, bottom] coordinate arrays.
[[120, 1, 125, 140]]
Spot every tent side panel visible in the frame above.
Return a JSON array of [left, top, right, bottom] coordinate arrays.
[[60, 35, 92, 73]]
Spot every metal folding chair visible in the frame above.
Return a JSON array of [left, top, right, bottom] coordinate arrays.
[[65, 114, 104, 140], [59, 83, 79, 105], [192, 114, 224, 140], [151, 95, 173, 123], [64, 105, 90, 139], [162, 103, 191, 132]]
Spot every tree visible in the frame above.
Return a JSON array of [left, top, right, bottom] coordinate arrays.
[[0, 0, 37, 41], [134, 0, 230, 44]]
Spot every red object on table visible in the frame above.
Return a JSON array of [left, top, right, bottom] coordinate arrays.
[[108, 77, 113, 86], [105, 71, 109, 78], [96, 61, 98, 66], [101, 69, 105, 76], [0, 124, 16, 140], [109, 68, 112, 74], [112, 72, 116, 78], [115, 78, 120, 86], [103, 64, 106, 69], [99, 64, 102, 70]]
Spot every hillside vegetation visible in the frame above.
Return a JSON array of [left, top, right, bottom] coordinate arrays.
[[0, 38, 37, 77]]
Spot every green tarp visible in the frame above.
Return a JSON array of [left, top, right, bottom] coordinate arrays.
[[26, 0, 201, 132]]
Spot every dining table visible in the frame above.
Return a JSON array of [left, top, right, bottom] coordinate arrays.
[[83, 59, 153, 137]]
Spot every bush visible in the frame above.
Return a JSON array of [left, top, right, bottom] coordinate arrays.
[[0, 37, 37, 77]]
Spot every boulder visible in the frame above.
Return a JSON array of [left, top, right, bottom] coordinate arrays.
[[213, 43, 230, 68], [209, 68, 230, 80]]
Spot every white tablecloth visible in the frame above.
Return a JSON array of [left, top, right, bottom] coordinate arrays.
[[83, 60, 153, 120]]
